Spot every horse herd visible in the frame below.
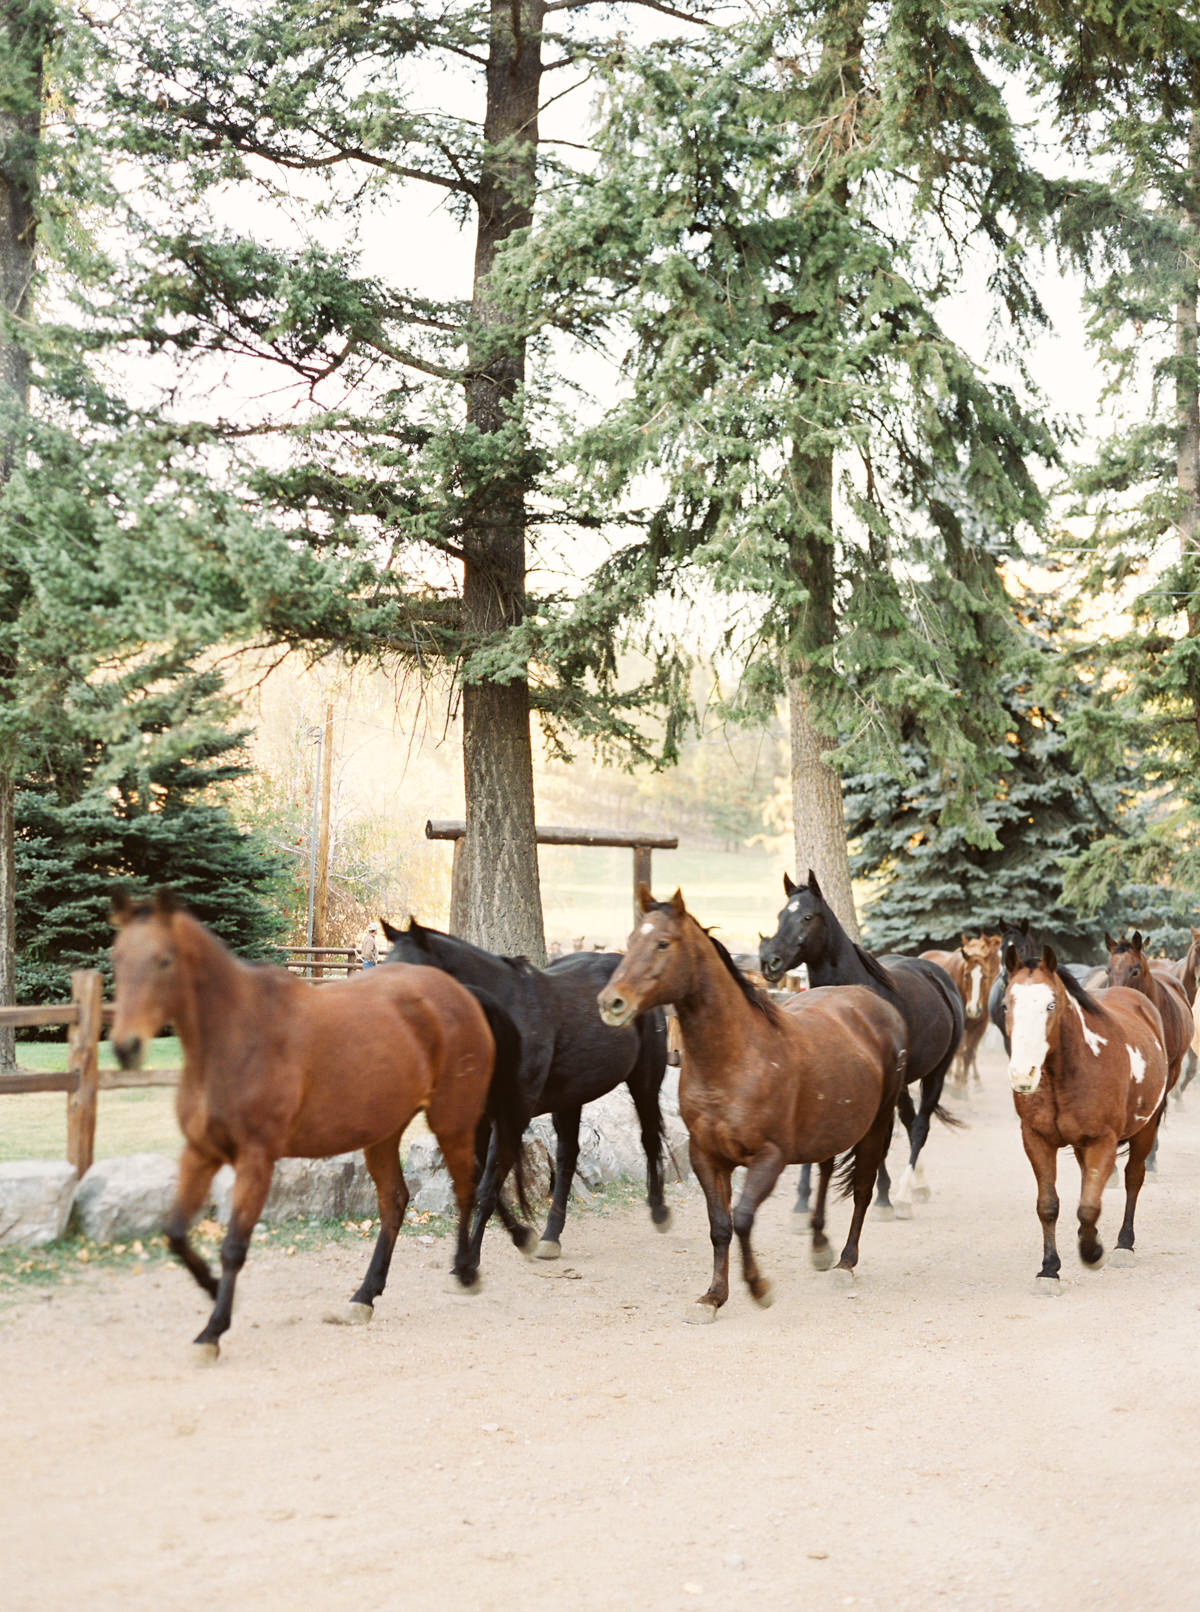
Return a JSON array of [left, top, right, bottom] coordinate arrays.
[[106, 877, 1198, 1356]]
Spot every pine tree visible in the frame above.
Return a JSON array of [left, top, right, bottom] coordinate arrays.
[[516, 3, 1061, 933]]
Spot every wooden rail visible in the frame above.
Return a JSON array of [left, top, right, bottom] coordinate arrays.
[[425, 819, 680, 931], [282, 945, 357, 979]]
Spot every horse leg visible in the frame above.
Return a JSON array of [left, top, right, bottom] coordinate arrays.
[[1020, 1128, 1061, 1287], [534, 1105, 582, 1261], [164, 1143, 223, 1298], [333, 1135, 408, 1323], [1076, 1134, 1118, 1268], [731, 1143, 786, 1307], [1113, 1114, 1160, 1263], [837, 1103, 896, 1278], [432, 1120, 486, 1291], [892, 1083, 920, 1218], [687, 1141, 732, 1323], [465, 1124, 531, 1271], [794, 1162, 812, 1221], [808, 1158, 836, 1270], [194, 1149, 274, 1359], [873, 1156, 894, 1219], [627, 1061, 671, 1231]]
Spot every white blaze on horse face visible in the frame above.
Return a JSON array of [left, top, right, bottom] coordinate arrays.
[[965, 966, 983, 1018], [1008, 982, 1055, 1093]]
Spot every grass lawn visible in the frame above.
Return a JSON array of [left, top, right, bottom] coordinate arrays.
[[2, 1037, 183, 1164]]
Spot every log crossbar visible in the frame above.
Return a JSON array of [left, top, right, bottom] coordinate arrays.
[[425, 820, 679, 933]]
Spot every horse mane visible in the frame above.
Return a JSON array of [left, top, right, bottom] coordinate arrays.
[[851, 942, 900, 996], [1016, 957, 1108, 1020], [404, 919, 531, 975], [663, 908, 783, 1026]]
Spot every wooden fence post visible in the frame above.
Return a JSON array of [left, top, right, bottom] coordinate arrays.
[[632, 845, 653, 930], [66, 969, 103, 1177]]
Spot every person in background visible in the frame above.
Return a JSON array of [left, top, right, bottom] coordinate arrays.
[[359, 920, 381, 969]]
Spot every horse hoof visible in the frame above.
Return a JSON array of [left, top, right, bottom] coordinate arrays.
[[829, 1266, 857, 1294], [1033, 1275, 1061, 1296], [1109, 1247, 1136, 1267], [810, 1243, 835, 1271], [193, 1341, 220, 1364], [446, 1271, 483, 1295], [893, 1201, 913, 1221], [323, 1301, 374, 1326], [1080, 1248, 1107, 1271], [873, 1205, 895, 1221], [752, 1279, 775, 1309], [684, 1302, 719, 1325], [913, 1186, 932, 1203], [534, 1239, 562, 1261]]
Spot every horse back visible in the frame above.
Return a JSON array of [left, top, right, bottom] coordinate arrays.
[[1083, 986, 1169, 1136], [877, 956, 964, 1078]]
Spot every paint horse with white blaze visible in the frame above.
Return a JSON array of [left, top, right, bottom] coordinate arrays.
[[921, 935, 1001, 1090], [1004, 945, 1168, 1287]]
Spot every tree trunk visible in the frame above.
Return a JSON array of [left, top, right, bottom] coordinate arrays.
[[785, 449, 860, 942], [453, 0, 547, 963], [0, 2, 44, 1062], [1179, 113, 1200, 750]]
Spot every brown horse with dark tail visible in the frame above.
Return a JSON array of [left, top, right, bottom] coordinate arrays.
[[110, 891, 526, 1360], [598, 887, 907, 1322]]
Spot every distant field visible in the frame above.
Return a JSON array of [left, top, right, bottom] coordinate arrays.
[[2, 1036, 183, 1163], [538, 842, 781, 953]]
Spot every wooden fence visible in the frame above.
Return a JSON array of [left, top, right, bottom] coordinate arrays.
[[0, 970, 178, 1179], [282, 945, 357, 979]]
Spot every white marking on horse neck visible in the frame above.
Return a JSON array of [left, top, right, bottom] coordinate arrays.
[[1068, 995, 1107, 1055], [1008, 982, 1055, 1092]]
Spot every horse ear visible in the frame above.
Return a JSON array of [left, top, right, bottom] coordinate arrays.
[[1131, 931, 1143, 952], [636, 883, 654, 913], [1019, 918, 1030, 935], [153, 888, 178, 916], [668, 888, 686, 916], [109, 888, 133, 928], [807, 868, 823, 899], [1104, 933, 1116, 952], [783, 872, 797, 897], [380, 918, 403, 943], [1041, 944, 1058, 973]]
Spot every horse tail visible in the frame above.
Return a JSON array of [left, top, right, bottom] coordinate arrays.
[[933, 1102, 967, 1130], [470, 986, 530, 1219]]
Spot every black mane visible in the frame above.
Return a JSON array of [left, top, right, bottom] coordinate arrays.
[[1015, 957, 1108, 1020]]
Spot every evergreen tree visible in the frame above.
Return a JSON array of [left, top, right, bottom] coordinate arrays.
[[517, 3, 1061, 936]]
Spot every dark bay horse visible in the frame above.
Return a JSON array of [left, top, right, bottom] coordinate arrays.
[[110, 891, 526, 1359], [598, 887, 907, 1321], [921, 935, 1001, 1090], [1162, 927, 1200, 1095], [381, 918, 669, 1262], [759, 870, 964, 1218], [1004, 945, 1168, 1284]]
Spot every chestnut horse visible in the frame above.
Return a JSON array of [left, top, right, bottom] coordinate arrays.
[[598, 887, 907, 1322], [921, 935, 1002, 1090], [110, 891, 526, 1358], [1004, 945, 1168, 1285], [1162, 927, 1200, 1096], [1104, 931, 1193, 1095]]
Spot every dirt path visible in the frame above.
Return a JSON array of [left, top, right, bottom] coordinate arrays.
[[6, 1043, 1200, 1612]]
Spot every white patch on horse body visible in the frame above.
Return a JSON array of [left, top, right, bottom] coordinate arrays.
[[1008, 982, 1055, 1092], [1068, 996, 1107, 1056], [1128, 1046, 1146, 1085]]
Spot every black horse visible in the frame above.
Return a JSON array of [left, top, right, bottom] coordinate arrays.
[[381, 918, 670, 1262], [759, 870, 965, 1218]]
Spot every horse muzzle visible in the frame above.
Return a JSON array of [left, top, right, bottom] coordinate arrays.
[[112, 1034, 144, 1071], [760, 954, 785, 985], [597, 991, 635, 1029], [1010, 1069, 1041, 1096]]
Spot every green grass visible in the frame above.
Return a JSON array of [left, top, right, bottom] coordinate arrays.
[[3, 1037, 182, 1163]]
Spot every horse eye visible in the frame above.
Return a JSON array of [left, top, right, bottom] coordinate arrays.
[[656, 940, 670, 952], [157, 956, 172, 972]]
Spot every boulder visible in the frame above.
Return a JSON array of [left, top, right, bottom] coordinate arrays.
[[211, 1153, 378, 1226], [72, 1153, 177, 1243], [0, 1161, 77, 1249]]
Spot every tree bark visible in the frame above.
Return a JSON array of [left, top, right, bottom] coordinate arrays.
[[0, 2, 44, 1062], [452, 0, 547, 963], [1178, 113, 1200, 750]]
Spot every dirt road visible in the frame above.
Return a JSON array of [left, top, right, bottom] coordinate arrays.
[[6, 1042, 1199, 1612]]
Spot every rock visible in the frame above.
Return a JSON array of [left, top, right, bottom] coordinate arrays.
[[0, 1161, 78, 1248], [211, 1153, 378, 1225], [72, 1153, 177, 1243], [403, 1138, 457, 1217]]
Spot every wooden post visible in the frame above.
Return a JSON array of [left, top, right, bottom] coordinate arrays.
[[449, 837, 469, 937], [66, 969, 103, 1177], [632, 845, 653, 931]]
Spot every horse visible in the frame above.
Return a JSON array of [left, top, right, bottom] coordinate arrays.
[[1103, 932, 1191, 1172], [759, 870, 964, 1219], [597, 887, 907, 1321], [987, 919, 1103, 1048], [109, 890, 527, 1359], [920, 934, 1002, 1090], [1162, 927, 1200, 1096], [381, 917, 669, 1262], [1004, 944, 1168, 1285]]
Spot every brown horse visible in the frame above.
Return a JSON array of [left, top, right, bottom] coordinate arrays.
[[1103, 931, 1193, 1095], [597, 887, 907, 1322], [1162, 927, 1200, 1096], [110, 891, 526, 1359], [1004, 945, 1168, 1286], [921, 934, 1001, 1090]]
